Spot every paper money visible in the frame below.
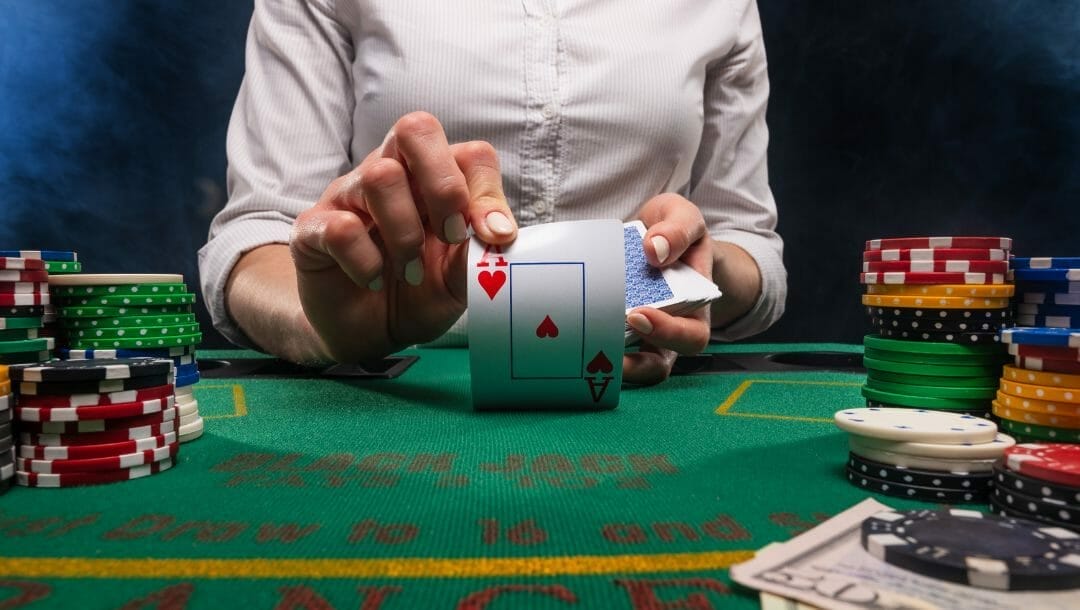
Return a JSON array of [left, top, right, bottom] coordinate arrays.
[[730, 498, 1080, 610]]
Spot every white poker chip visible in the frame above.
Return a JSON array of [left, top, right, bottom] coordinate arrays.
[[849, 441, 999, 473], [47, 274, 184, 286], [849, 431, 1015, 460], [834, 407, 997, 444]]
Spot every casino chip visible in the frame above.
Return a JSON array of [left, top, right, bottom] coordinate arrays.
[[846, 467, 986, 503], [877, 328, 1001, 344], [834, 407, 997, 444], [862, 260, 1009, 274], [1002, 327, 1080, 348], [1013, 268, 1080, 282], [1002, 364, 1080, 389], [1004, 444, 1080, 487], [863, 293, 1011, 310], [860, 271, 1005, 285], [7, 358, 173, 382], [861, 508, 1080, 590], [865, 237, 1012, 251], [1012, 257, 1080, 269], [862, 247, 1007, 262]]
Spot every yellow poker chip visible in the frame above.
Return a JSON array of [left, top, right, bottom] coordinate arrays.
[[1002, 364, 1080, 389], [996, 390, 1080, 417], [992, 399, 1080, 429], [0, 364, 7, 383], [999, 379, 1080, 404], [865, 283, 1015, 298], [861, 294, 1011, 310]]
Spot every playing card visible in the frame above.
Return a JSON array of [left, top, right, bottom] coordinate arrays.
[[622, 221, 722, 342], [468, 220, 625, 410]]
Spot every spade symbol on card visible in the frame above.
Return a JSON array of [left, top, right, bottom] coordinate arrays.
[[536, 315, 559, 338], [478, 270, 506, 300], [586, 351, 613, 374]]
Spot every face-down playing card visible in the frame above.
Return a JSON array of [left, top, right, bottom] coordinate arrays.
[[468, 220, 625, 409]]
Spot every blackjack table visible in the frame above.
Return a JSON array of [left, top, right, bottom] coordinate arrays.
[[0, 342, 934, 609]]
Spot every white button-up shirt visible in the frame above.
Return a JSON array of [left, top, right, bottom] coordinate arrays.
[[200, 0, 787, 347]]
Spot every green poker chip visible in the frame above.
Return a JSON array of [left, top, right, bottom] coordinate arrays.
[[863, 377, 998, 400], [0, 350, 50, 365], [69, 332, 202, 350], [69, 323, 200, 340], [58, 304, 194, 318], [997, 417, 1080, 443], [863, 346, 1008, 367], [860, 385, 991, 410], [51, 283, 188, 297], [61, 313, 197, 330], [863, 334, 1006, 356], [0, 328, 40, 341], [44, 260, 81, 274], [0, 337, 51, 354], [0, 316, 43, 330], [55, 292, 196, 307], [865, 368, 1001, 388], [862, 356, 1005, 378]]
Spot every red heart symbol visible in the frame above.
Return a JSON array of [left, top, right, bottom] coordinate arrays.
[[586, 351, 613, 374], [478, 270, 506, 300], [536, 315, 559, 338]]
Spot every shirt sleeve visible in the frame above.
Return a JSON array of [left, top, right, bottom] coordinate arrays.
[[688, 0, 787, 341], [198, 0, 354, 348]]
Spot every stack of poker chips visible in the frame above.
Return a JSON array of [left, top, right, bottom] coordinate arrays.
[[990, 257, 1080, 442], [0, 255, 55, 366], [0, 366, 12, 493], [988, 443, 1080, 532], [48, 274, 204, 443], [835, 407, 1010, 504], [0, 250, 82, 338], [7, 358, 178, 488], [861, 236, 1014, 417]]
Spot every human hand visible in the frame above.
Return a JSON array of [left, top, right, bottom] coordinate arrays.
[[624, 194, 714, 385], [290, 111, 518, 363]]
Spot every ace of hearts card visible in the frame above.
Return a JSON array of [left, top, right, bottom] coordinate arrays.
[[467, 219, 625, 410]]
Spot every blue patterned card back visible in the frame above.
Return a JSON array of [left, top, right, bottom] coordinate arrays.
[[624, 225, 673, 309]]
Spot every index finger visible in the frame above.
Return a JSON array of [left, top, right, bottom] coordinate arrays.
[[386, 112, 472, 244], [452, 140, 518, 244]]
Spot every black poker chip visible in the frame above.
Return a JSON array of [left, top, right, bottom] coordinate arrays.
[[861, 508, 1080, 590], [868, 316, 1008, 334], [988, 496, 1080, 534], [992, 486, 1080, 526], [0, 305, 47, 318], [993, 463, 1080, 506], [864, 400, 991, 420], [877, 328, 1003, 344], [7, 357, 173, 383], [864, 305, 1012, 321], [845, 467, 987, 504], [17, 373, 172, 396], [848, 452, 993, 490]]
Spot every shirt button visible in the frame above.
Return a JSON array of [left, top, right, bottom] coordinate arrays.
[[542, 104, 557, 119]]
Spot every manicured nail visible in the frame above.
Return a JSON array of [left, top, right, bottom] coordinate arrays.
[[367, 276, 383, 292], [404, 258, 424, 286], [627, 312, 653, 335], [444, 213, 468, 243], [485, 211, 515, 236], [651, 236, 670, 264]]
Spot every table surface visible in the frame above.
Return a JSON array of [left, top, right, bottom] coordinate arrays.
[[0, 343, 931, 609]]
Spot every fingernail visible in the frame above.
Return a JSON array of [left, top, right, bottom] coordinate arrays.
[[367, 276, 383, 292], [485, 211, 515, 236], [444, 213, 468, 243], [627, 312, 653, 335], [404, 257, 424, 286], [651, 236, 670, 264]]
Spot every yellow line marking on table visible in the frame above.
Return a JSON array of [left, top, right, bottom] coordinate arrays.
[[715, 379, 864, 423], [0, 550, 754, 579], [192, 384, 247, 419]]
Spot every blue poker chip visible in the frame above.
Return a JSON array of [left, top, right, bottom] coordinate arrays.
[[1012, 268, 1080, 282], [1016, 312, 1079, 329], [1011, 256, 1080, 269], [1012, 280, 1080, 295], [1001, 327, 1080, 348], [1016, 302, 1080, 317], [175, 362, 199, 378], [174, 371, 201, 388], [59, 346, 196, 360], [0, 250, 78, 262], [1021, 292, 1080, 306]]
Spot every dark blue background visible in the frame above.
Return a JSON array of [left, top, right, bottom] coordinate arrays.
[[1, 2, 1077, 347]]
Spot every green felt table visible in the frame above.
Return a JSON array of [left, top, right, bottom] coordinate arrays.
[[0, 343, 934, 609]]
